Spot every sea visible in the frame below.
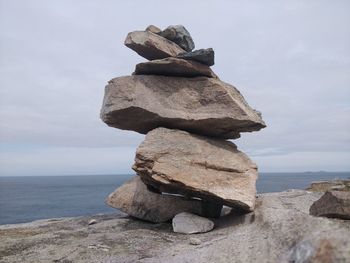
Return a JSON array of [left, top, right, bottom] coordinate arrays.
[[0, 172, 349, 225]]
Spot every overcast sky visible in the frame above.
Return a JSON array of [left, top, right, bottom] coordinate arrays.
[[0, 0, 349, 176]]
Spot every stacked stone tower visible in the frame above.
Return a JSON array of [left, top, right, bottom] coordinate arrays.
[[101, 25, 266, 223]]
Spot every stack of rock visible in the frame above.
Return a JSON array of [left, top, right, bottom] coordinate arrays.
[[101, 25, 266, 231]]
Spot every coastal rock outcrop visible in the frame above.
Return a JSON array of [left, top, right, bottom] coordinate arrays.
[[101, 25, 266, 229], [2, 190, 350, 263], [101, 75, 265, 139], [133, 128, 258, 211], [106, 176, 203, 223], [309, 191, 350, 220], [134, 57, 217, 78], [306, 179, 350, 192]]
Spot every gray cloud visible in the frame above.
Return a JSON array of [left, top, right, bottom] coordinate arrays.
[[0, 0, 349, 175]]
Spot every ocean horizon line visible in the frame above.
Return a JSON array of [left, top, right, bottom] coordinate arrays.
[[0, 171, 349, 178]]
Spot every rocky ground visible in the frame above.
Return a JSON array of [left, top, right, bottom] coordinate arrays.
[[1, 189, 349, 263]]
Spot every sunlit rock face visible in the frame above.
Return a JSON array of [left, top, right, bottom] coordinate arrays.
[[133, 128, 258, 211]]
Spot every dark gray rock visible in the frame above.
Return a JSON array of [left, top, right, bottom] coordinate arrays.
[[177, 48, 215, 66], [134, 57, 217, 78], [309, 191, 350, 219], [158, 25, 195, 52], [201, 201, 223, 218]]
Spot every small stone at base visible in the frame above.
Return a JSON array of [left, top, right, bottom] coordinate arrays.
[[172, 212, 214, 234], [189, 238, 202, 245], [88, 219, 97, 225]]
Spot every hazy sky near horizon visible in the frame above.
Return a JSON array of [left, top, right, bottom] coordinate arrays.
[[0, 0, 349, 176]]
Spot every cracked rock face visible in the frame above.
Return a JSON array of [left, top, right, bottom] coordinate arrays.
[[124, 31, 185, 60], [133, 128, 258, 211], [106, 176, 203, 223], [134, 57, 217, 78], [100, 75, 265, 139]]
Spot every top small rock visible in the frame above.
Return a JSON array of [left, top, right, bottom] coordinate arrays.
[[158, 25, 195, 52], [125, 25, 197, 60], [125, 30, 185, 60], [145, 25, 161, 34]]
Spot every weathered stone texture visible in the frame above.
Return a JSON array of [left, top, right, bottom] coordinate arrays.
[[100, 75, 265, 139], [133, 128, 258, 211]]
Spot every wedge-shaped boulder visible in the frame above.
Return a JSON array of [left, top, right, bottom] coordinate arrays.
[[133, 128, 258, 211], [124, 31, 185, 60], [134, 57, 217, 78], [106, 176, 203, 223], [309, 191, 350, 219], [101, 75, 265, 139]]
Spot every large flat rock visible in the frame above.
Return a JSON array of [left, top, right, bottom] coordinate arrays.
[[133, 128, 258, 211], [134, 57, 217, 78], [125, 31, 185, 60], [1, 190, 349, 263], [106, 176, 202, 223], [100, 75, 266, 139]]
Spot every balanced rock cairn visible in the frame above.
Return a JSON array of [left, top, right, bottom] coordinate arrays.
[[101, 25, 266, 226]]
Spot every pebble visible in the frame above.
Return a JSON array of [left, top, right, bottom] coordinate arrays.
[[88, 243, 110, 252], [189, 237, 202, 245], [88, 219, 97, 225]]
